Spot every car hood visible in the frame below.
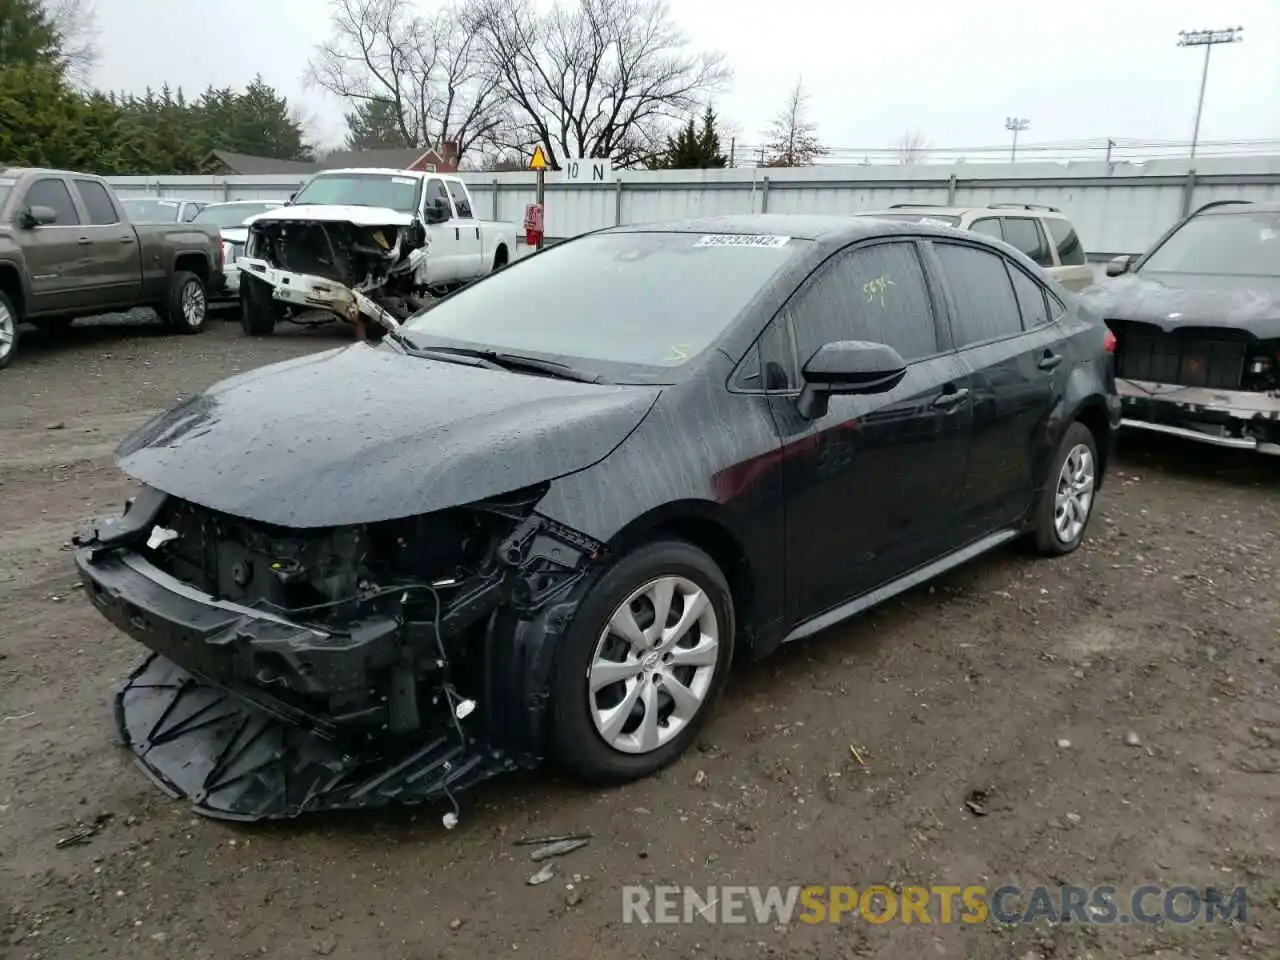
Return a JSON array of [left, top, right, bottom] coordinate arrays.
[[221, 227, 249, 243], [116, 344, 660, 528], [1078, 272, 1280, 336], [251, 204, 417, 227]]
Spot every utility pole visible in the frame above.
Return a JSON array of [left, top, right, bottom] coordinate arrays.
[[1005, 117, 1030, 162], [1177, 27, 1244, 160]]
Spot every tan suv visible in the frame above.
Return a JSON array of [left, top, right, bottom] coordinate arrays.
[[856, 202, 1092, 292]]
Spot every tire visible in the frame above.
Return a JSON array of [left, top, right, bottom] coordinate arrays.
[[240, 275, 279, 337], [158, 271, 208, 334], [547, 540, 735, 784], [0, 289, 19, 371], [1032, 421, 1100, 556]]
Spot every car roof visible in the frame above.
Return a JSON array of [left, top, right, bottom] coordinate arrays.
[[201, 199, 281, 206], [1194, 199, 1280, 216], [601, 213, 943, 243], [858, 204, 1067, 218], [312, 167, 432, 177]]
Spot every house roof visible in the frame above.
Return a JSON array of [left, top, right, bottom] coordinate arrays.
[[203, 150, 320, 175], [316, 147, 439, 170]]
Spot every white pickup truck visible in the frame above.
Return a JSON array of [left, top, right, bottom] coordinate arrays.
[[236, 168, 527, 337]]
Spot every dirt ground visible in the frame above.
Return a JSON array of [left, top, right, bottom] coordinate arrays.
[[1, 313, 1277, 960]]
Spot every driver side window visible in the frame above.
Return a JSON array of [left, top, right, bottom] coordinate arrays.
[[762, 241, 939, 389], [425, 179, 452, 220]]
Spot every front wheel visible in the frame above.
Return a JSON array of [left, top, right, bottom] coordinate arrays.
[[159, 271, 208, 334], [547, 540, 734, 783], [1032, 421, 1099, 555], [240, 275, 280, 336], [0, 290, 19, 370]]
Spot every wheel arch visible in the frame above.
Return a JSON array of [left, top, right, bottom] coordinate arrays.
[[172, 252, 210, 286], [600, 499, 756, 652], [1069, 396, 1112, 487], [0, 261, 27, 319]]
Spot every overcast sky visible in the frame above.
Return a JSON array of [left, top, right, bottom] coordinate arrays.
[[90, 0, 1279, 158]]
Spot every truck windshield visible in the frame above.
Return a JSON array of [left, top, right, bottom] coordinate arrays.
[[291, 174, 421, 214], [193, 202, 281, 228], [403, 231, 808, 376], [1141, 210, 1280, 278], [121, 198, 183, 223]]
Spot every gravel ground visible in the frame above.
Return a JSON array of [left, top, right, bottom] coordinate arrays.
[[1, 312, 1277, 960]]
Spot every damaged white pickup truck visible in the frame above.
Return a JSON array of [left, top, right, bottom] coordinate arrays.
[[236, 168, 526, 337]]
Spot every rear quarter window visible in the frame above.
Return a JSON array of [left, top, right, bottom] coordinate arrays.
[[1045, 218, 1086, 266]]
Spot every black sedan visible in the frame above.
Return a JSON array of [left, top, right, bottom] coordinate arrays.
[[73, 214, 1121, 820]]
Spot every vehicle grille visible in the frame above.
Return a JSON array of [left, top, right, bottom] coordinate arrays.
[[1112, 324, 1247, 390]]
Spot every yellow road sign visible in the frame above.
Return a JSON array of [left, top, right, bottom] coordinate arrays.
[[529, 145, 548, 170]]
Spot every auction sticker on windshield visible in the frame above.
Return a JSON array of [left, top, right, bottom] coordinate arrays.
[[695, 234, 791, 248]]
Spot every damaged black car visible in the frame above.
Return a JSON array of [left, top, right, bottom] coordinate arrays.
[[75, 214, 1119, 821], [1080, 199, 1280, 454]]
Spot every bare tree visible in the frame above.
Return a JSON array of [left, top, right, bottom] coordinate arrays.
[[469, 0, 731, 169], [306, 0, 506, 162], [42, 0, 98, 87], [895, 128, 929, 164], [761, 77, 825, 167]]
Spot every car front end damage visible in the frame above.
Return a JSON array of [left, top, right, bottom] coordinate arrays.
[[74, 483, 605, 821], [236, 206, 433, 332], [1108, 320, 1280, 453]]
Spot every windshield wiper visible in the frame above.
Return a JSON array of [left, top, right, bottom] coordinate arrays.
[[379, 329, 506, 369], [419, 346, 603, 383]]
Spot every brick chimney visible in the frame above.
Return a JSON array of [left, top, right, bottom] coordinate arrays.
[[440, 140, 460, 172]]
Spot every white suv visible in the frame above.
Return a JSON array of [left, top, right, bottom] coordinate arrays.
[[856, 202, 1092, 292]]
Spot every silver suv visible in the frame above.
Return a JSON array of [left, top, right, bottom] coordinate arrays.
[[856, 202, 1092, 292]]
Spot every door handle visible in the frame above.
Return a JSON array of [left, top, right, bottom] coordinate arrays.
[[120, 235, 135, 243], [1038, 352, 1063, 371], [932, 386, 970, 409], [77, 237, 91, 245], [454, 227, 460, 240]]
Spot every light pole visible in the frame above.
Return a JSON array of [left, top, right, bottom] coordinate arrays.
[[1005, 117, 1029, 162], [1177, 27, 1243, 160]]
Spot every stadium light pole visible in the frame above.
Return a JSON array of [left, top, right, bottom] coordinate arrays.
[[1177, 27, 1243, 160], [1005, 117, 1029, 162]]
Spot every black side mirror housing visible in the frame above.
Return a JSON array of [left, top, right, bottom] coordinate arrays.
[[424, 197, 450, 224], [1105, 254, 1133, 277], [797, 340, 908, 419], [20, 205, 59, 228], [285, 192, 296, 206]]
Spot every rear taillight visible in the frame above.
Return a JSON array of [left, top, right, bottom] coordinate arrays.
[[1103, 328, 1117, 353]]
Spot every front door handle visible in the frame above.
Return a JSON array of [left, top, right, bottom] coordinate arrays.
[[77, 237, 91, 245], [1038, 352, 1063, 371], [120, 235, 136, 243], [932, 386, 970, 409], [454, 227, 460, 240]]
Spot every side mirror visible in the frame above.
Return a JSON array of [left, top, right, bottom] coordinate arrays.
[[1105, 254, 1133, 277], [424, 196, 450, 224], [20, 205, 59, 228], [285, 192, 296, 206], [797, 340, 908, 419]]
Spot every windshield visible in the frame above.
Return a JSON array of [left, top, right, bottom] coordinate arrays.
[[1141, 210, 1280, 278], [193, 202, 280, 228], [292, 173, 421, 213], [858, 212, 961, 226], [403, 230, 807, 377], [121, 198, 182, 223]]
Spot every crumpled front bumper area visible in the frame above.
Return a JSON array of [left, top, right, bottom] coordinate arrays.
[[1118, 378, 1280, 454], [115, 654, 500, 821]]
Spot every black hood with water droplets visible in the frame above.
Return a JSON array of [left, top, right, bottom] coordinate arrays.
[[117, 344, 660, 528]]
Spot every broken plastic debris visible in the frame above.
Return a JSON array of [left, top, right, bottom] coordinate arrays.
[[529, 838, 590, 862], [146, 525, 179, 550], [454, 699, 476, 720], [528, 863, 555, 885], [513, 832, 593, 847], [442, 812, 459, 830]]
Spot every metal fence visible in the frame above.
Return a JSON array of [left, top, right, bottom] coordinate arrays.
[[105, 154, 1280, 260]]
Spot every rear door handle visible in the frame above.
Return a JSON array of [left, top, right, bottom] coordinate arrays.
[[120, 235, 135, 243], [77, 237, 91, 245], [932, 386, 970, 409], [1038, 352, 1063, 371]]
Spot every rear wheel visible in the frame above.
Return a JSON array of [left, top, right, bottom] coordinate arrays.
[[1032, 421, 1099, 555], [0, 290, 19, 370], [547, 540, 734, 783], [240, 275, 280, 336], [158, 271, 208, 334]]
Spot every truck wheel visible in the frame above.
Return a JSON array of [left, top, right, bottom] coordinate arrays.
[[0, 290, 19, 371], [159, 271, 208, 334], [240, 275, 279, 336]]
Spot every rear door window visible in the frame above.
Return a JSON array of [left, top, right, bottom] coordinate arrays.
[[933, 242, 1023, 346], [1000, 217, 1052, 267], [1008, 263, 1051, 329], [74, 179, 120, 225], [446, 181, 473, 218], [969, 218, 1003, 241], [1045, 217, 1086, 265]]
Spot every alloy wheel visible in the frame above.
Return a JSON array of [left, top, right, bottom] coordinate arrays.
[[181, 280, 206, 329], [0, 302, 14, 364], [588, 576, 720, 754], [1054, 443, 1095, 544]]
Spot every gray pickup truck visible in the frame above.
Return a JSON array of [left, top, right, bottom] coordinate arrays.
[[0, 168, 224, 370]]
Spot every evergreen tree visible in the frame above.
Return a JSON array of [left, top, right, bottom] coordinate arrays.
[[0, 0, 62, 71], [649, 105, 728, 169], [344, 99, 409, 149]]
